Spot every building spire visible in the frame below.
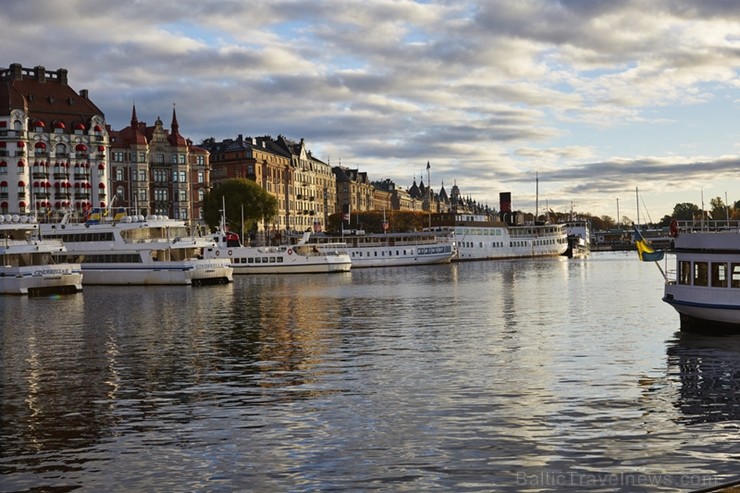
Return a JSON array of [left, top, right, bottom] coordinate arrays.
[[171, 103, 179, 135], [130, 102, 138, 127]]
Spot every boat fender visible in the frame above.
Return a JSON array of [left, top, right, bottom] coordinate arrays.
[[215, 250, 220, 256], [287, 249, 293, 255], [228, 249, 233, 256], [669, 219, 679, 238]]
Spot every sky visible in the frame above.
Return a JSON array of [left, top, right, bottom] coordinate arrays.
[[2, 0, 739, 222]]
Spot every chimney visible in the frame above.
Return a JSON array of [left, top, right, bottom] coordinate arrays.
[[8, 63, 23, 81], [499, 192, 512, 224], [34, 65, 46, 83], [79, 89, 89, 99], [57, 68, 68, 85]]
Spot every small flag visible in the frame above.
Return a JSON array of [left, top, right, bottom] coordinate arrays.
[[633, 224, 664, 261], [426, 161, 430, 170]]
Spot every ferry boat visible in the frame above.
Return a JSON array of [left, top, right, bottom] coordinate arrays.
[[0, 214, 82, 295], [41, 212, 233, 286], [663, 219, 740, 334], [300, 230, 456, 268], [427, 213, 568, 260], [205, 230, 352, 274], [562, 220, 591, 258]]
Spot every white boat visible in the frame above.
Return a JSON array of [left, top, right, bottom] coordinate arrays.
[[427, 213, 568, 260], [303, 230, 456, 268], [205, 230, 352, 274], [41, 212, 233, 286], [562, 220, 591, 258], [663, 219, 740, 334], [0, 214, 82, 295]]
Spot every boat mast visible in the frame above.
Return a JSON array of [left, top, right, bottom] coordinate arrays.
[[535, 171, 539, 223], [635, 187, 640, 227]]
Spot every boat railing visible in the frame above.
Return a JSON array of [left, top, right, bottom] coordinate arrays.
[[674, 219, 740, 233]]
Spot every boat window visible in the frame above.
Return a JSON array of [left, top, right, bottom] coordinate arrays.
[[678, 261, 691, 285], [269, 257, 276, 263], [711, 262, 728, 288], [693, 262, 708, 287], [732, 264, 740, 288]]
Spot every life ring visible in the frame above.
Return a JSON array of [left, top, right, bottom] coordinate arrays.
[[227, 249, 233, 256], [287, 248, 293, 255], [215, 250, 220, 256], [669, 219, 679, 238]]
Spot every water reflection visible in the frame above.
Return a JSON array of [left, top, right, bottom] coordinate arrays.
[[2, 256, 739, 492], [666, 332, 740, 424]]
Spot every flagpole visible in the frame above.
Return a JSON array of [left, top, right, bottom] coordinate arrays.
[[426, 161, 431, 229]]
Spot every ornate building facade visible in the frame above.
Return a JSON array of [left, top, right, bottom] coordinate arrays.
[[0, 64, 109, 216], [203, 135, 336, 233], [109, 106, 209, 221]]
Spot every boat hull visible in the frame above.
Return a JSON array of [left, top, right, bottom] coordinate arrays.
[[349, 249, 453, 268], [78, 260, 233, 285], [0, 264, 83, 295]]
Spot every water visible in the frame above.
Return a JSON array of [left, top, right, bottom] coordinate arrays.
[[1, 252, 739, 492]]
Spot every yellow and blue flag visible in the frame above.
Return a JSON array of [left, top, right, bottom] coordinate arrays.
[[633, 224, 664, 261]]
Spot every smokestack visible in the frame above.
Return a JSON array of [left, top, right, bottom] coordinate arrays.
[[499, 192, 512, 224]]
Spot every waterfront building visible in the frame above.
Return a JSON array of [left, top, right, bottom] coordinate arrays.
[[0, 63, 109, 216], [333, 166, 374, 217], [109, 105, 209, 222], [204, 134, 336, 234]]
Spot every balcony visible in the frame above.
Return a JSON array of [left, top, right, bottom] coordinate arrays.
[[32, 171, 49, 179], [53, 172, 69, 180]]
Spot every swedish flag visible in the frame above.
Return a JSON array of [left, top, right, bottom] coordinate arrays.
[[633, 224, 664, 261]]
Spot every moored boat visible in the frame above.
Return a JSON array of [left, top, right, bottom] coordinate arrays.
[[41, 211, 232, 286], [663, 219, 740, 334], [0, 214, 82, 295], [205, 230, 351, 274], [427, 213, 568, 260], [301, 230, 456, 268], [562, 220, 591, 258]]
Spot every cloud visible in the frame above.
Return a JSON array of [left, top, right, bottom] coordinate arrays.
[[0, 0, 738, 218]]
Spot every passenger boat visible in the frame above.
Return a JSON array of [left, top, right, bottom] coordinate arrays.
[[0, 214, 83, 295], [205, 230, 351, 274], [41, 211, 233, 286], [663, 219, 740, 334], [427, 213, 568, 260], [562, 220, 591, 258], [300, 230, 456, 268]]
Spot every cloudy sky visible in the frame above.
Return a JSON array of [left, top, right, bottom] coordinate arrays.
[[2, 0, 739, 220]]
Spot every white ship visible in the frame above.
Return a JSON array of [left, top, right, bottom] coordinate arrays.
[[205, 230, 351, 274], [663, 219, 740, 334], [427, 213, 568, 260], [41, 211, 232, 286], [304, 230, 456, 268], [0, 214, 82, 295]]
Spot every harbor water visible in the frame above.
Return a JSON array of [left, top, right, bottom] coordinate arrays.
[[1, 252, 739, 492]]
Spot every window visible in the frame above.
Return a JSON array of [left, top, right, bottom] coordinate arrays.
[[693, 262, 708, 286], [139, 170, 147, 182], [138, 152, 146, 163], [178, 190, 187, 202], [115, 168, 123, 181], [112, 151, 124, 162], [116, 186, 124, 202], [732, 264, 740, 288], [155, 153, 164, 164], [138, 189, 147, 201], [172, 170, 178, 182], [197, 171, 204, 183], [179, 154, 186, 164], [196, 155, 205, 166], [678, 261, 691, 285], [711, 262, 728, 288], [179, 171, 186, 183], [198, 189, 204, 202]]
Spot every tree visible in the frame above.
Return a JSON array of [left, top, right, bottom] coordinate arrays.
[[670, 202, 701, 221], [202, 178, 278, 234], [710, 196, 728, 221]]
